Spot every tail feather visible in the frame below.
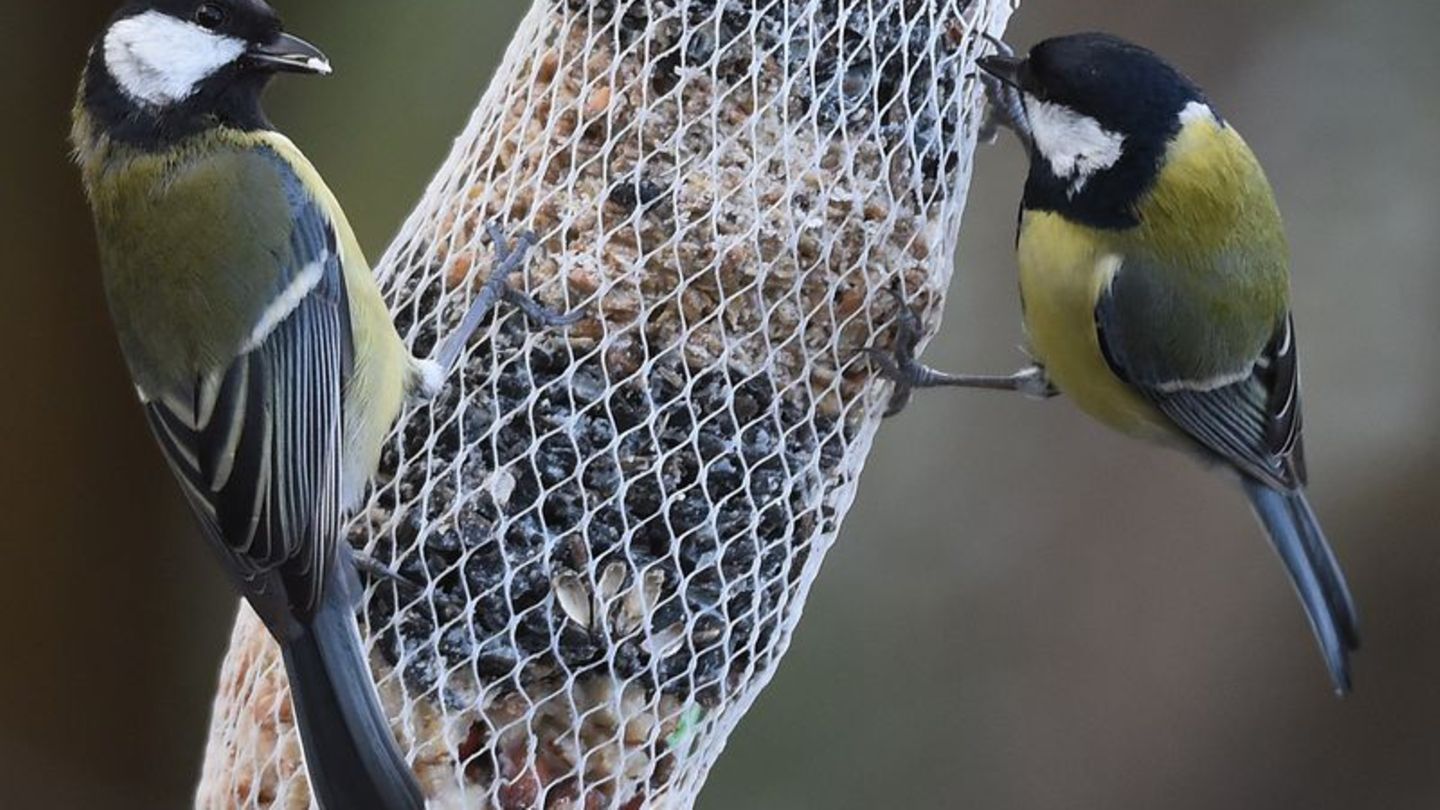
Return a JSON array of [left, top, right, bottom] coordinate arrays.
[[1286, 491, 1361, 652], [280, 585, 425, 810], [1242, 479, 1360, 694]]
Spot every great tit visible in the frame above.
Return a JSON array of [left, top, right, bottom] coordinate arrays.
[[873, 33, 1359, 693], [72, 2, 573, 806]]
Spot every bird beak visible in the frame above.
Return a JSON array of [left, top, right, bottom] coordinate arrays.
[[246, 32, 333, 76], [978, 54, 1024, 90]]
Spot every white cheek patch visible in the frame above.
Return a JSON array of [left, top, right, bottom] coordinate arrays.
[[104, 10, 246, 107], [1024, 94, 1127, 197]]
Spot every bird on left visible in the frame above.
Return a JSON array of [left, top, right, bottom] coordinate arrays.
[[71, 2, 572, 807]]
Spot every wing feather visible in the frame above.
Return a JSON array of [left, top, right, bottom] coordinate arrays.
[[138, 149, 352, 620], [1096, 259, 1303, 490]]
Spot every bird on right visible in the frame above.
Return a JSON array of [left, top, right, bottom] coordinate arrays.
[[872, 33, 1359, 693]]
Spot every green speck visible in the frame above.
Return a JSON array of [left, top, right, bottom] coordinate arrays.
[[666, 704, 707, 751]]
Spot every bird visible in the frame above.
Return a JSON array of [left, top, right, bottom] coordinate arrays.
[[870, 33, 1359, 693], [71, 1, 575, 806]]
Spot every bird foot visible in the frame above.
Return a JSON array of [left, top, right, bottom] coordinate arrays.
[[481, 222, 586, 330], [352, 552, 466, 616], [977, 34, 1033, 147], [865, 292, 1058, 418], [432, 221, 585, 373], [862, 293, 934, 417]]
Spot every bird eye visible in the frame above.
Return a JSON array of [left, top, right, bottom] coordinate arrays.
[[194, 2, 228, 30]]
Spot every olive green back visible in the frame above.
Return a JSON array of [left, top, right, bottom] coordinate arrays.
[[77, 117, 305, 398]]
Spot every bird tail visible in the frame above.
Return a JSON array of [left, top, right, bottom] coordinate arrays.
[[1241, 479, 1360, 694], [279, 580, 425, 810]]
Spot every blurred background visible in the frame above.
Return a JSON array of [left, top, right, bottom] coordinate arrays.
[[2, 0, 1436, 807]]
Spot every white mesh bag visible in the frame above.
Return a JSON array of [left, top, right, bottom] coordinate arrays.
[[197, 1, 1016, 807]]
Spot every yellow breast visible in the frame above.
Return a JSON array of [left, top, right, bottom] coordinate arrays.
[[1017, 211, 1174, 443]]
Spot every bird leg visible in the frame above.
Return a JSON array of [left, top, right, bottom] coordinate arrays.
[[977, 34, 1033, 149], [865, 294, 1058, 418], [432, 222, 585, 374]]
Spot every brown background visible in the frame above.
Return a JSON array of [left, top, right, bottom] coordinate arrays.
[[2, 1, 1436, 808]]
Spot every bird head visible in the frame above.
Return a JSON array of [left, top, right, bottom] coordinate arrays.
[[80, 0, 329, 147], [982, 33, 1218, 227]]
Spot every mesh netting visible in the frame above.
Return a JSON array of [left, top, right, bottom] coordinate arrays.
[[197, 1, 1015, 807]]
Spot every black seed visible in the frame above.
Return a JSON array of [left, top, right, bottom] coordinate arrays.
[[613, 640, 647, 679], [608, 176, 669, 212], [477, 638, 521, 679], [508, 563, 550, 612], [558, 625, 602, 667], [515, 609, 553, 655]]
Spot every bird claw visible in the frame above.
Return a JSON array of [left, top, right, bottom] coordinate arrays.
[[501, 287, 587, 328], [482, 223, 585, 328], [432, 221, 587, 374], [352, 552, 466, 616], [864, 289, 930, 418], [863, 289, 1060, 415], [977, 34, 1032, 147]]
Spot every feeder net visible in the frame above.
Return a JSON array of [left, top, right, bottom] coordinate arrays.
[[197, 0, 1016, 807]]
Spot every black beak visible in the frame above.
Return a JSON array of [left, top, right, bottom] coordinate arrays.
[[246, 32, 332, 75], [978, 54, 1024, 90]]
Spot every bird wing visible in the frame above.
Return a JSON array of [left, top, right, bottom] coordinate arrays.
[[139, 148, 355, 621], [1095, 252, 1356, 693], [1095, 253, 1303, 490]]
